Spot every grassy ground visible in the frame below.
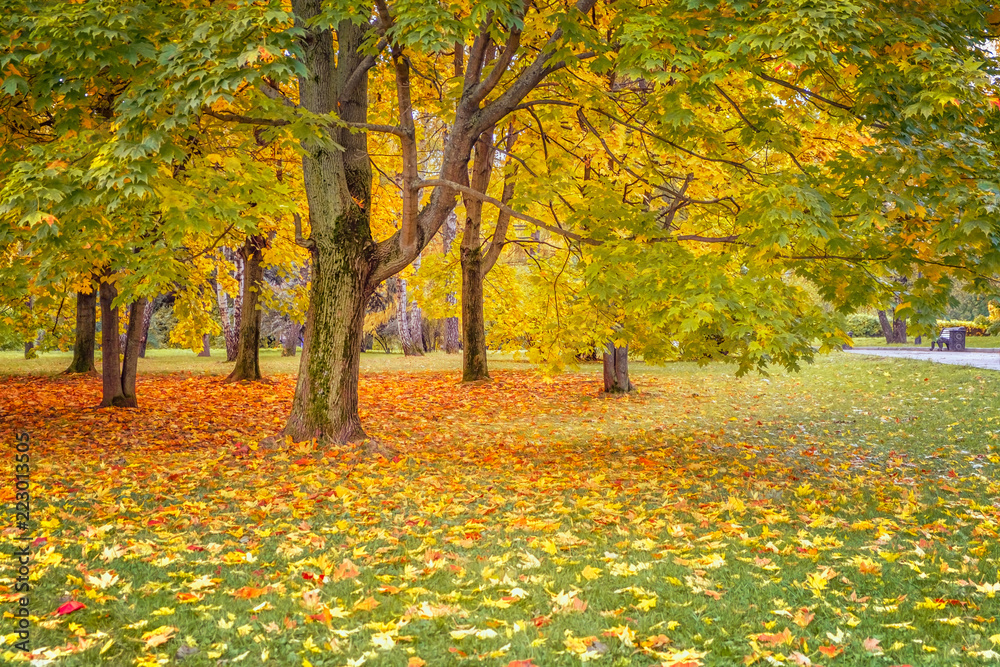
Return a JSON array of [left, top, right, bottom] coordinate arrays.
[[850, 336, 1000, 348], [1, 351, 999, 666]]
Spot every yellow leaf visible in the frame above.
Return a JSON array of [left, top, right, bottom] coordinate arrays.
[[581, 566, 602, 581]]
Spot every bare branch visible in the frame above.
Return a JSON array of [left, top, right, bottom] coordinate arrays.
[[415, 178, 598, 245]]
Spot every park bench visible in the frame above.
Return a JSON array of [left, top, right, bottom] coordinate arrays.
[[930, 326, 967, 351]]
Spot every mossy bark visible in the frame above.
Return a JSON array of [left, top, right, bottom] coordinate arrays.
[[281, 9, 375, 443], [65, 290, 97, 374], [226, 236, 264, 382], [283, 227, 372, 443]]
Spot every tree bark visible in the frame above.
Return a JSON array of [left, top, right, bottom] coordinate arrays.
[[282, 321, 302, 357], [442, 212, 461, 353], [283, 238, 372, 443], [65, 289, 97, 373], [396, 277, 424, 356], [99, 278, 143, 407], [877, 310, 907, 344], [197, 333, 211, 357], [461, 252, 490, 381], [279, 0, 578, 443], [99, 279, 124, 406], [459, 129, 517, 381], [121, 297, 146, 402], [603, 342, 634, 393], [138, 299, 154, 358], [227, 236, 264, 381]]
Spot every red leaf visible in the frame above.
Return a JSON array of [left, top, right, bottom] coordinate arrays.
[[55, 601, 85, 615], [293, 457, 312, 466]]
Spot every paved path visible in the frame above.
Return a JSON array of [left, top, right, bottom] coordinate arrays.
[[846, 347, 1000, 371]]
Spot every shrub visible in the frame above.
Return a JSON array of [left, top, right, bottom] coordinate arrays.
[[936, 319, 988, 336], [845, 313, 882, 337]]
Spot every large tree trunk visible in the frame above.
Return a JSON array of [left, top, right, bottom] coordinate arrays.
[[227, 236, 264, 381], [138, 299, 154, 358], [603, 342, 634, 393], [282, 321, 302, 357], [283, 241, 372, 443], [99, 278, 144, 407], [65, 289, 97, 373]]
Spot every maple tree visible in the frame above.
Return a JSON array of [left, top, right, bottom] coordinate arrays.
[[2, 0, 1000, 438]]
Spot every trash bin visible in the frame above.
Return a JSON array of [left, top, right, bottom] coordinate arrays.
[[950, 327, 966, 351]]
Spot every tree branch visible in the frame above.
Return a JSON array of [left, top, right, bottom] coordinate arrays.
[[293, 213, 315, 249], [415, 178, 598, 245]]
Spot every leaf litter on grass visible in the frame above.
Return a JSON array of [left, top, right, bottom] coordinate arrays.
[[1, 356, 999, 665]]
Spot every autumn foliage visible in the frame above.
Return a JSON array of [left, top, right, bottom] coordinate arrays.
[[2, 356, 1000, 665]]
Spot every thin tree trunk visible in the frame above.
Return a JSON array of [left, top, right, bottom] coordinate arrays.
[[120, 297, 146, 403], [23, 296, 34, 359], [603, 342, 634, 393], [216, 278, 239, 361], [442, 212, 460, 353], [893, 318, 907, 344], [138, 299, 154, 358], [227, 236, 264, 381], [65, 290, 97, 373], [397, 277, 423, 356], [197, 333, 211, 357], [282, 321, 302, 357]]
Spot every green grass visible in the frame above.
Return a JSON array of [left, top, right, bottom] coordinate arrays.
[[850, 336, 1000, 348], [2, 351, 1000, 666]]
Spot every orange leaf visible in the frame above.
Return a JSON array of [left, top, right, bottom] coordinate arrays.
[[817, 645, 842, 657], [232, 586, 267, 599], [354, 596, 379, 612], [333, 558, 360, 581]]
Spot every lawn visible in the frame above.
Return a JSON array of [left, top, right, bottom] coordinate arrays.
[[850, 336, 1000, 348], [1, 350, 999, 666]]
